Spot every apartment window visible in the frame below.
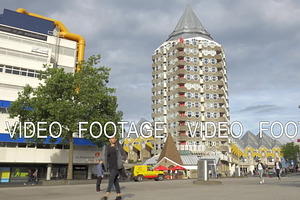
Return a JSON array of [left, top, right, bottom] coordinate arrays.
[[212, 94, 218, 100], [213, 113, 219, 118], [211, 58, 217, 65], [205, 94, 210, 100], [195, 102, 200, 108], [193, 75, 199, 81], [211, 67, 217, 73], [213, 103, 218, 109], [193, 48, 198, 55], [192, 40, 197, 46], [173, 122, 176, 128], [204, 84, 210, 90], [204, 66, 209, 73], [185, 57, 191, 63], [203, 58, 209, 64], [212, 85, 218, 91], [206, 112, 211, 118], [186, 74, 191, 80], [195, 112, 200, 118], [185, 48, 190, 54], [193, 57, 198, 63], [193, 66, 198, 72], [187, 111, 192, 118], [194, 93, 199, 99], [186, 65, 191, 71], [185, 40, 190, 45], [0, 65, 3, 72], [186, 92, 192, 99], [5, 66, 12, 73], [186, 102, 192, 108], [204, 75, 210, 82], [212, 76, 218, 82]]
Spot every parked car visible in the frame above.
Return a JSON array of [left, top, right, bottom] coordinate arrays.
[[131, 165, 165, 182]]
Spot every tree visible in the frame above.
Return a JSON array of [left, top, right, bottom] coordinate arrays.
[[281, 142, 300, 165], [8, 54, 123, 179]]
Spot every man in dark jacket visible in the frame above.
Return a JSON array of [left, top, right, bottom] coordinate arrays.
[[101, 136, 127, 200], [274, 157, 282, 182]]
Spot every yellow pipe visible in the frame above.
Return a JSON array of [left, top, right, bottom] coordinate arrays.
[[16, 8, 85, 72]]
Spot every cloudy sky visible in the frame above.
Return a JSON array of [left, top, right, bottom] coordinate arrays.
[[1, 0, 299, 143]]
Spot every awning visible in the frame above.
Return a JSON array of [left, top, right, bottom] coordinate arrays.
[[0, 133, 96, 146]]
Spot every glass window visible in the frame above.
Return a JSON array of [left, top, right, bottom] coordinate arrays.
[[193, 57, 198, 63], [193, 66, 198, 72], [185, 57, 191, 63], [186, 74, 191, 80], [212, 76, 218, 82], [204, 84, 210, 90], [213, 113, 219, 118], [212, 94, 218, 100], [206, 112, 211, 118], [193, 48, 198, 55], [204, 75, 210, 82], [185, 48, 190, 54], [185, 40, 190, 45], [203, 58, 209, 64], [211, 67, 217, 73], [186, 102, 192, 108], [192, 40, 197, 46], [187, 111, 192, 118], [213, 103, 218, 109], [194, 93, 199, 99], [205, 94, 210, 100], [195, 102, 200, 108], [212, 85, 218, 91], [186, 92, 192, 99], [195, 112, 200, 118], [193, 75, 199, 81], [204, 66, 209, 73], [211, 58, 217, 65], [186, 65, 191, 71]]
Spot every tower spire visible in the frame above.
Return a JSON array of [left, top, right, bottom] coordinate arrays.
[[167, 5, 213, 41]]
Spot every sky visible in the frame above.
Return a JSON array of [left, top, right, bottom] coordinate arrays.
[[1, 0, 300, 143]]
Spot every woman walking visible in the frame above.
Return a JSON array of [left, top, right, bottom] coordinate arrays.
[[101, 136, 127, 200]]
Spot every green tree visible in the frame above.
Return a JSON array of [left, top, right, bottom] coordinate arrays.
[[281, 142, 300, 165], [8, 54, 123, 179]]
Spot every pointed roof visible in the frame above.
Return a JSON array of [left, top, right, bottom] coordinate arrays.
[[158, 134, 183, 165], [241, 131, 259, 149], [167, 5, 213, 41]]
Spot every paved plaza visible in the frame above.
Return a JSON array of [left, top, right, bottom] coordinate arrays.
[[0, 176, 299, 200]]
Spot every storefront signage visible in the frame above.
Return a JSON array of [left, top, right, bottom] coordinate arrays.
[[0, 24, 47, 41]]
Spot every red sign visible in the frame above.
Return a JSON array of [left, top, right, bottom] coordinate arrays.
[[95, 152, 100, 157]]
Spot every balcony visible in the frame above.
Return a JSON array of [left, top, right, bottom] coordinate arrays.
[[176, 115, 188, 121], [175, 42, 185, 50], [175, 87, 188, 93], [176, 96, 188, 102], [176, 51, 187, 59], [175, 68, 186, 75]]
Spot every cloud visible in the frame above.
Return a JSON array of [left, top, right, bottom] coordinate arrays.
[[239, 105, 284, 113]]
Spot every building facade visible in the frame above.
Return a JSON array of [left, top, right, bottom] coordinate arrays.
[[231, 131, 283, 175], [151, 5, 231, 173], [0, 9, 100, 183]]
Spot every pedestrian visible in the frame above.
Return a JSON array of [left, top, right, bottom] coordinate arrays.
[[96, 159, 104, 192], [257, 159, 265, 184], [101, 136, 127, 200], [274, 157, 282, 183], [24, 169, 33, 185], [225, 170, 228, 177], [33, 169, 38, 184]]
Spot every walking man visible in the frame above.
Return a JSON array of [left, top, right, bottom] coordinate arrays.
[[101, 136, 127, 200], [274, 157, 282, 183], [257, 159, 265, 184], [96, 159, 104, 192]]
